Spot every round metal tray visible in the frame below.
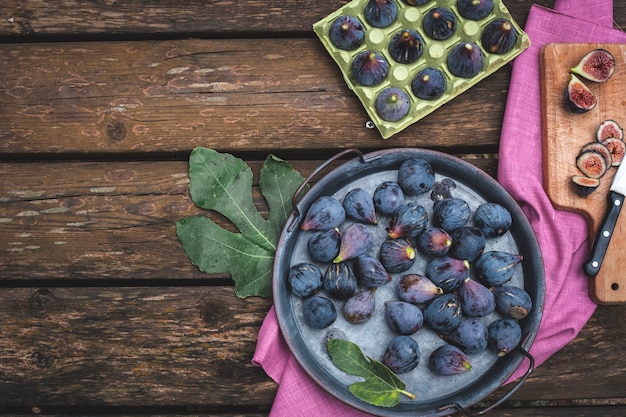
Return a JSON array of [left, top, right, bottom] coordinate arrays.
[[273, 148, 545, 416]]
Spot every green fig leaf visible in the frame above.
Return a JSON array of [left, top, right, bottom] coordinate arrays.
[[327, 339, 416, 408], [176, 147, 305, 298]]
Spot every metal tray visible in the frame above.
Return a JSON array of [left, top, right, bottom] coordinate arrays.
[[273, 148, 545, 416]]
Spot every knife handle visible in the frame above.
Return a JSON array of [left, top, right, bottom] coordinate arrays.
[[583, 191, 625, 277]]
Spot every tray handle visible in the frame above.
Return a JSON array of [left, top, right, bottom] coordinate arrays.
[[287, 148, 369, 232], [439, 333, 535, 416]]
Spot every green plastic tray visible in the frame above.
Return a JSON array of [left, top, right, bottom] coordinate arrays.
[[313, 0, 530, 139]]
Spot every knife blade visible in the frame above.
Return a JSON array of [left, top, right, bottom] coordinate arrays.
[[583, 160, 626, 276]]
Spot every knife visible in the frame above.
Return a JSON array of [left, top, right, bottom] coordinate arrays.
[[583, 160, 626, 276]]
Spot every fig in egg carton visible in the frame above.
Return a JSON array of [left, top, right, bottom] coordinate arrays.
[[313, 0, 531, 139]]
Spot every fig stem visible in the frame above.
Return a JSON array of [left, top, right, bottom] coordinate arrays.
[[400, 389, 416, 400]]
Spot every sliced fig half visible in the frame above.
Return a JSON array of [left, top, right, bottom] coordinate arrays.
[[565, 73, 596, 113], [571, 175, 600, 198], [596, 119, 623, 141], [576, 149, 608, 179], [601, 137, 626, 166], [571, 48, 616, 82], [580, 141, 612, 167]]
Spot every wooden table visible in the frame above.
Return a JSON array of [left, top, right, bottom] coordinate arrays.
[[1, 1, 625, 415]]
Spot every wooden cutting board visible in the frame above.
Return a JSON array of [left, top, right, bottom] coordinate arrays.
[[541, 43, 626, 304]]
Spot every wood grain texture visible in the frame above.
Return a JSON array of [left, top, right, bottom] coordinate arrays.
[[541, 43, 626, 304]]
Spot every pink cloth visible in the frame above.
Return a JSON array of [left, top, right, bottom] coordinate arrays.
[[253, 1, 626, 415]]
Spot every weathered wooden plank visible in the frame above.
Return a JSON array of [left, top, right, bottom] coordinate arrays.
[[0, 285, 624, 409], [0, 156, 497, 280], [0, 286, 276, 407], [0, 0, 547, 38], [0, 38, 510, 155]]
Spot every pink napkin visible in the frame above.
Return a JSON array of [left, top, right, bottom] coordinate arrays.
[[253, 1, 625, 415]]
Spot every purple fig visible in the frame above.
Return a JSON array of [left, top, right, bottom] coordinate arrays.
[[432, 197, 470, 232], [353, 255, 392, 288], [415, 227, 452, 257], [385, 300, 424, 335], [491, 285, 533, 320], [301, 196, 346, 231], [389, 29, 425, 64], [426, 256, 470, 293], [328, 15, 365, 51], [351, 50, 389, 87], [443, 318, 488, 354], [323, 262, 357, 300], [373, 181, 404, 215], [450, 226, 486, 262], [458, 277, 496, 317], [379, 238, 416, 273], [364, 0, 398, 28], [456, 0, 494, 20], [473, 202, 512, 238], [307, 228, 341, 263], [565, 73, 597, 113], [386, 202, 428, 240], [397, 273, 443, 304], [302, 295, 337, 329], [429, 344, 471, 375], [424, 293, 462, 334], [430, 178, 457, 201], [447, 42, 483, 78], [411, 67, 447, 100], [288, 262, 323, 298], [382, 335, 420, 374], [375, 87, 411, 122], [422, 7, 457, 40], [343, 289, 376, 324], [397, 157, 436, 196], [488, 318, 522, 357], [343, 187, 377, 225], [333, 223, 373, 263], [475, 250, 523, 287], [481, 18, 517, 55]]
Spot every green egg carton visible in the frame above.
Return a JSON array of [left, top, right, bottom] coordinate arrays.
[[313, 0, 530, 139]]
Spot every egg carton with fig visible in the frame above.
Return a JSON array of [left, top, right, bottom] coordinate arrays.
[[313, 0, 531, 138]]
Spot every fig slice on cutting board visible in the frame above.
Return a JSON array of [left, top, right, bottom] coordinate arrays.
[[565, 73, 597, 113], [571, 48, 616, 82]]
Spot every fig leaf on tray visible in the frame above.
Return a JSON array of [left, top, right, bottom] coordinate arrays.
[[327, 338, 416, 407], [176, 147, 305, 298]]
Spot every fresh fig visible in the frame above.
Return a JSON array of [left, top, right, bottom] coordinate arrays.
[[343, 187, 377, 225], [576, 149, 609, 179], [415, 227, 452, 257], [397, 273, 443, 304], [429, 344, 471, 375], [432, 197, 470, 232], [373, 181, 405, 215], [323, 262, 358, 300], [571, 48, 615, 82], [333, 223, 373, 263], [426, 256, 470, 293], [475, 250, 523, 287], [424, 293, 463, 333], [422, 7, 457, 40], [288, 262, 323, 298], [364, 0, 398, 28], [386, 202, 428, 239], [385, 300, 424, 335], [457, 278, 496, 317], [565, 73, 597, 113], [375, 87, 411, 122], [488, 318, 522, 357], [473, 202, 512, 238], [379, 238, 416, 273], [571, 175, 601, 197], [481, 18, 517, 55], [597, 119, 624, 141], [602, 137, 626, 166], [450, 226, 486, 262], [389, 29, 425, 64], [328, 15, 365, 51], [308, 228, 341, 263], [382, 335, 420, 374], [491, 285, 533, 320], [443, 318, 488, 354], [301, 196, 346, 231], [302, 295, 337, 329], [447, 42, 484, 78], [353, 255, 392, 288], [411, 67, 447, 100], [580, 142, 613, 167], [430, 178, 456, 202], [402, 0, 430, 5], [343, 289, 376, 324], [456, 0, 494, 20], [397, 157, 436, 196], [351, 50, 389, 87]]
